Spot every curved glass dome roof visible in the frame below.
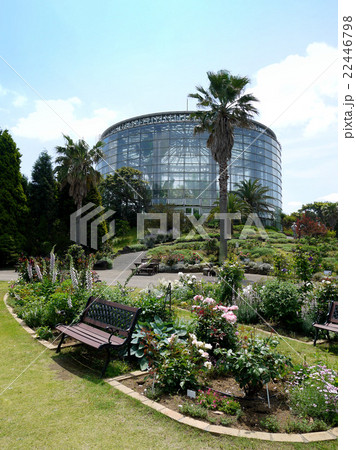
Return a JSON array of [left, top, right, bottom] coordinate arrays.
[[99, 111, 282, 213]]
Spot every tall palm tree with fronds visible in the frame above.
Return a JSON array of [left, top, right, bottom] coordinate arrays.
[[55, 135, 104, 210], [234, 179, 274, 219], [189, 70, 258, 262]]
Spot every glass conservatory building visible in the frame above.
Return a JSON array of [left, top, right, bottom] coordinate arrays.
[[99, 111, 282, 214]]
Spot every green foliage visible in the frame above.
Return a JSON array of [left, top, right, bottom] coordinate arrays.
[[204, 238, 219, 256], [258, 279, 302, 328], [55, 135, 103, 209], [0, 129, 28, 266], [100, 166, 151, 227], [273, 253, 292, 279], [36, 326, 54, 340], [192, 296, 238, 351], [27, 151, 58, 255], [153, 334, 212, 393], [130, 317, 186, 370], [180, 403, 208, 419], [293, 245, 322, 285], [287, 364, 338, 425], [9, 279, 88, 329], [197, 388, 242, 416], [259, 416, 281, 432], [216, 334, 292, 396], [285, 418, 328, 433], [216, 257, 244, 305], [235, 285, 262, 324]]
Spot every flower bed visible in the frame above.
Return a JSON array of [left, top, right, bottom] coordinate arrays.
[[120, 373, 334, 433]]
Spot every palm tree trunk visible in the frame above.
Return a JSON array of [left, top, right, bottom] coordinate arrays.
[[219, 160, 228, 262], [76, 198, 83, 244]]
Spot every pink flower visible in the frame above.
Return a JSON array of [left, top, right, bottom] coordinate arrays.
[[214, 305, 228, 313], [203, 297, 215, 305], [222, 312, 237, 324], [193, 295, 204, 302], [228, 305, 238, 311]]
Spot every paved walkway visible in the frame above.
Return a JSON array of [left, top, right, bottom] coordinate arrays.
[[0, 252, 270, 288]]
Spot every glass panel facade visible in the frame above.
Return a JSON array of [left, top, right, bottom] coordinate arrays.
[[98, 112, 282, 213]]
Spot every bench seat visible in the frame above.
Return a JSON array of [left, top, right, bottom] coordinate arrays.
[[56, 323, 126, 349]]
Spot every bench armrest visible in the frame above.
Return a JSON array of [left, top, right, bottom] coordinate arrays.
[[106, 326, 116, 343]]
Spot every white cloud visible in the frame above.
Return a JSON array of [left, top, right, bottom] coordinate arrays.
[[316, 193, 338, 202], [252, 42, 338, 137], [12, 94, 27, 107], [11, 97, 119, 143]]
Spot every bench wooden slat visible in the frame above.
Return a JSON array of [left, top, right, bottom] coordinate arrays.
[[313, 301, 338, 346]]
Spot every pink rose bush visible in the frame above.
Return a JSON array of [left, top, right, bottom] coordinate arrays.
[[192, 296, 239, 351]]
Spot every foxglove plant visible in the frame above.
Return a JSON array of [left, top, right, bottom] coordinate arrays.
[[27, 262, 33, 281], [34, 264, 43, 282]]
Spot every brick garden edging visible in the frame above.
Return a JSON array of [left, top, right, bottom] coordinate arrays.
[[3, 294, 338, 442]]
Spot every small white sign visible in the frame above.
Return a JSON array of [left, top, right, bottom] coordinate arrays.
[[187, 389, 196, 399]]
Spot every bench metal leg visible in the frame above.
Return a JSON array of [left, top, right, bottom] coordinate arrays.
[[313, 328, 319, 346], [56, 333, 66, 353], [101, 348, 111, 378]]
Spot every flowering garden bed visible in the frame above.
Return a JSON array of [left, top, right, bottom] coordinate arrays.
[[8, 252, 338, 435]]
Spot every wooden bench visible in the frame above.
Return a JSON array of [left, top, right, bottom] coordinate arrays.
[[313, 301, 338, 346], [55, 297, 141, 376], [131, 258, 160, 276]]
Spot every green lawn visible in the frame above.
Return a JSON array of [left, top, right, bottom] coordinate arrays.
[[0, 282, 337, 449]]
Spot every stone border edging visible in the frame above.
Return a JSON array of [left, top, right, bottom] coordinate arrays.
[[105, 372, 338, 443], [3, 293, 338, 442]]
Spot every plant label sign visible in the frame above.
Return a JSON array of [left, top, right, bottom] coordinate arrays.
[[187, 389, 196, 399]]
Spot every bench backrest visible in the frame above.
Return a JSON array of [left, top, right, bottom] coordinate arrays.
[[81, 297, 141, 338], [328, 301, 338, 325]]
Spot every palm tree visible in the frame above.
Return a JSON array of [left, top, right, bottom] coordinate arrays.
[[55, 135, 104, 210], [189, 70, 258, 262], [208, 192, 249, 236], [234, 179, 274, 220]]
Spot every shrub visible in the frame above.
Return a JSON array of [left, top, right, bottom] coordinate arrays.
[[216, 335, 292, 396], [152, 333, 213, 394], [192, 296, 238, 351], [216, 257, 244, 305], [235, 284, 262, 324], [258, 279, 302, 328], [293, 245, 322, 285], [204, 238, 219, 256]]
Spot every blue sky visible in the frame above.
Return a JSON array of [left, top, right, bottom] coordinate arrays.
[[0, 0, 341, 213]]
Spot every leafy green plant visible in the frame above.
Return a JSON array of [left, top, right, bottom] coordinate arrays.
[[287, 364, 338, 425], [216, 257, 244, 305], [259, 416, 280, 432], [293, 245, 322, 285], [180, 403, 208, 419], [285, 418, 328, 433], [131, 317, 187, 370], [36, 326, 54, 340], [216, 335, 292, 396], [258, 279, 302, 328], [197, 388, 242, 416], [191, 296, 238, 351], [220, 417, 234, 426], [153, 334, 212, 393]]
